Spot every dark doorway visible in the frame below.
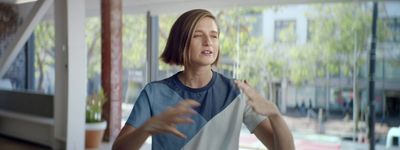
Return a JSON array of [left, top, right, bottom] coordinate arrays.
[[387, 97, 400, 118]]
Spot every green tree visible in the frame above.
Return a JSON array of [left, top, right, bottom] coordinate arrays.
[[123, 15, 147, 69], [158, 14, 180, 73], [34, 21, 55, 92], [122, 15, 147, 103], [84, 15, 147, 103], [288, 2, 389, 132], [85, 18, 101, 79], [215, 8, 284, 101]]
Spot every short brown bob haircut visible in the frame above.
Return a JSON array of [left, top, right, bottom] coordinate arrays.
[[160, 9, 220, 66]]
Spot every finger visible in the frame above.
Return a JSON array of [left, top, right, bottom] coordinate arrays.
[[171, 117, 194, 124], [165, 126, 187, 139], [246, 99, 255, 107], [246, 100, 263, 115], [235, 80, 251, 91], [246, 97, 254, 102], [235, 80, 246, 92], [162, 107, 176, 117], [179, 99, 200, 108], [235, 80, 256, 98], [173, 100, 200, 115], [168, 106, 197, 117], [234, 80, 244, 88], [164, 107, 174, 113]]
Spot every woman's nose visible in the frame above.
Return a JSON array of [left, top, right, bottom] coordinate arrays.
[[203, 36, 212, 46]]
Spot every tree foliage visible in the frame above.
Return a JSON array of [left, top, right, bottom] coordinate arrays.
[[214, 7, 285, 99], [34, 21, 55, 92], [85, 18, 101, 79], [288, 3, 389, 85], [158, 14, 179, 72], [123, 15, 147, 69]]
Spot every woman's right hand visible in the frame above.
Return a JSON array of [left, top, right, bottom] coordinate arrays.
[[235, 80, 281, 118], [142, 100, 200, 139]]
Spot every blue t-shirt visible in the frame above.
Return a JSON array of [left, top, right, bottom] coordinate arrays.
[[126, 71, 265, 150]]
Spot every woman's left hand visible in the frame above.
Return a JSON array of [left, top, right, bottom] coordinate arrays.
[[235, 80, 281, 117]]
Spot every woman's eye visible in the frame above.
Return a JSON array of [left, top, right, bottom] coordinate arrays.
[[211, 35, 218, 39], [193, 35, 201, 38]]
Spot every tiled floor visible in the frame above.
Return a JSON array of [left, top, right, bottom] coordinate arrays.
[[0, 134, 51, 150]]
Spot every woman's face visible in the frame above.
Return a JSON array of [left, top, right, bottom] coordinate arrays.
[[187, 17, 219, 67]]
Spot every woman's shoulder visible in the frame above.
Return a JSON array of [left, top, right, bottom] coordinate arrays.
[[214, 71, 240, 91], [215, 71, 233, 81], [141, 75, 176, 91]]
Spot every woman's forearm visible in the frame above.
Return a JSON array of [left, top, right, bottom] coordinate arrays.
[[269, 115, 295, 150], [112, 125, 150, 150]]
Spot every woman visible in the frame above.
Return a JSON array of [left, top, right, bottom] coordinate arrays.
[[112, 9, 294, 150]]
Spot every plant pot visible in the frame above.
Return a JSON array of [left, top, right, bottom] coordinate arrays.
[[85, 121, 107, 149]]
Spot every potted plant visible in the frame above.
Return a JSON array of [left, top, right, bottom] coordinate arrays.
[[85, 88, 107, 149]]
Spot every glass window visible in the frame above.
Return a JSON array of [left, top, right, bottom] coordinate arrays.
[[383, 17, 400, 43], [85, 14, 147, 121], [385, 58, 400, 80], [274, 20, 296, 43], [86, 17, 101, 96], [0, 2, 52, 93], [121, 14, 147, 120], [122, 14, 147, 120], [122, 2, 400, 148], [307, 19, 315, 42], [34, 21, 55, 94], [158, 14, 180, 80]]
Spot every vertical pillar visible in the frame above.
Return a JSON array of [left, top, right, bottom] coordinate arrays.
[[101, 0, 123, 141], [54, 0, 86, 149], [146, 12, 159, 82], [281, 79, 287, 113], [26, 34, 35, 90], [368, 2, 378, 149]]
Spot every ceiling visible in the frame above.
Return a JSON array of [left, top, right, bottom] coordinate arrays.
[[88, 0, 357, 15], [1, 0, 381, 22], [32, 0, 372, 20]]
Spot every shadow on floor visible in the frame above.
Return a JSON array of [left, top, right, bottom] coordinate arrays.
[[0, 134, 51, 150]]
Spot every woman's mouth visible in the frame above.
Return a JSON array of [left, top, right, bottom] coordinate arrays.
[[201, 50, 213, 55]]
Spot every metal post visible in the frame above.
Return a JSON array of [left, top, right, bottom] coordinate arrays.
[[368, 2, 378, 150], [26, 34, 35, 90], [146, 12, 159, 82]]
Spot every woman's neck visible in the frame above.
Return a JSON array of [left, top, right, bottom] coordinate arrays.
[[178, 67, 213, 89]]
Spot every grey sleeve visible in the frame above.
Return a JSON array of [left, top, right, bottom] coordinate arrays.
[[125, 88, 152, 128], [242, 96, 267, 133]]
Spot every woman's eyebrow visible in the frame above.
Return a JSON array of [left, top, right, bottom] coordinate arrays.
[[210, 31, 218, 34], [194, 30, 218, 34]]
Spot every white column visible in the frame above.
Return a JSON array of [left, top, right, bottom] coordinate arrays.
[[54, 0, 86, 149], [146, 12, 159, 82], [281, 78, 287, 113], [297, 16, 307, 44]]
